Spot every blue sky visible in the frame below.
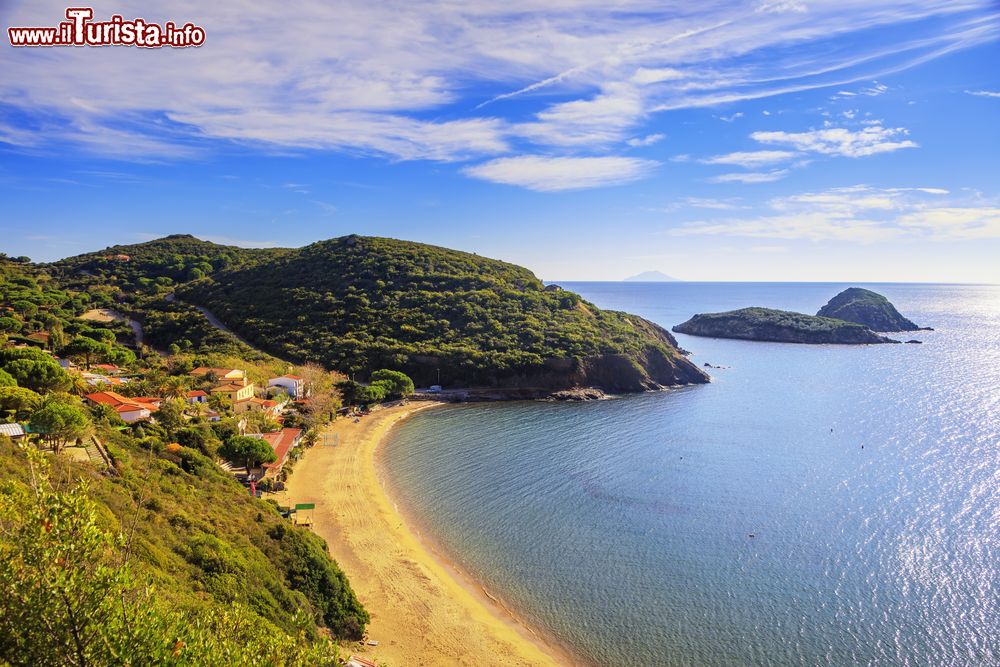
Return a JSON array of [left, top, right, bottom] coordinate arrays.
[[1, 0, 999, 281]]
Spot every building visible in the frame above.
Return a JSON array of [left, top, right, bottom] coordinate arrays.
[[234, 397, 281, 415], [211, 380, 255, 403], [84, 391, 158, 423], [190, 367, 246, 381], [186, 390, 209, 404], [0, 423, 26, 439], [92, 363, 123, 376], [81, 372, 127, 387], [268, 374, 307, 399], [249, 428, 304, 477], [55, 357, 78, 372]]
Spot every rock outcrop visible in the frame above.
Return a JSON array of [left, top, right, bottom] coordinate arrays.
[[672, 307, 898, 344], [816, 287, 923, 332]]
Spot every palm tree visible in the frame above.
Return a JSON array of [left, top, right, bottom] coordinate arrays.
[[159, 376, 189, 400]]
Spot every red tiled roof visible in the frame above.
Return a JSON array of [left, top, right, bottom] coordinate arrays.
[[187, 390, 208, 397], [281, 374, 303, 380], [85, 391, 158, 413], [85, 391, 131, 406], [253, 428, 303, 469]]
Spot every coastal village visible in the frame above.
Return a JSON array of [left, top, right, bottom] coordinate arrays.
[[0, 278, 414, 505]]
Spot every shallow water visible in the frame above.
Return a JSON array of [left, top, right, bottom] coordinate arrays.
[[382, 283, 1000, 666]]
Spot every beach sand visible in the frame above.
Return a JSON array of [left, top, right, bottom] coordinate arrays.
[[276, 403, 567, 667]]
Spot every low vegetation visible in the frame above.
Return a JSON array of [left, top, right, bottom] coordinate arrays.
[[0, 255, 369, 663]]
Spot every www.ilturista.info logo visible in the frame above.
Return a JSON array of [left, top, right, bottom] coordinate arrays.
[[7, 7, 206, 48]]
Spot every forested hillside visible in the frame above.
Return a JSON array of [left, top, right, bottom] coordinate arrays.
[[55, 234, 706, 391]]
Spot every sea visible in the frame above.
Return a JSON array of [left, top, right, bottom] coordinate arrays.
[[380, 283, 1000, 666]]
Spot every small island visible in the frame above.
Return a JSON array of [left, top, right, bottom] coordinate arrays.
[[672, 307, 898, 344], [816, 287, 926, 332]]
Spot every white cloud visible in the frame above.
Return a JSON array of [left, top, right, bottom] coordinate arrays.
[[0, 0, 992, 167], [719, 112, 744, 122], [833, 81, 889, 99], [965, 90, 1000, 98], [631, 68, 685, 85], [708, 169, 789, 183], [673, 186, 1000, 241], [463, 155, 657, 192], [657, 196, 743, 211], [756, 1, 808, 14], [700, 150, 797, 167], [627, 133, 665, 147], [751, 123, 917, 157]]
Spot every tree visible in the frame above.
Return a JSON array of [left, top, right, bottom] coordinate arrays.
[[219, 435, 276, 471], [11, 300, 37, 318], [0, 317, 21, 333], [29, 399, 93, 452], [369, 369, 414, 399], [0, 387, 40, 421], [1, 359, 71, 393], [0, 369, 15, 388], [243, 411, 280, 435], [175, 424, 221, 458], [159, 375, 190, 399], [0, 449, 339, 666], [62, 335, 110, 369], [155, 398, 187, 438]]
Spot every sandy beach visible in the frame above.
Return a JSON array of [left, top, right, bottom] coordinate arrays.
[[276, 403, 567, 666]]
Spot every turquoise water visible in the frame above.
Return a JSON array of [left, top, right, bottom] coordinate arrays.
[[381, 283, 1000, 666]]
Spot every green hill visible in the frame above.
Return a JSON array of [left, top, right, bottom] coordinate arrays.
[[672, 307, 897, 344], [59, 235, 709, 392], [816, 287, 923, 332]]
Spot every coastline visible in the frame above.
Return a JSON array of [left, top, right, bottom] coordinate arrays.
[[275, 402, 573, 666]]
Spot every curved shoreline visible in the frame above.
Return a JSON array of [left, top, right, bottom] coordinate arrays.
[[276, 402, 571, 666]]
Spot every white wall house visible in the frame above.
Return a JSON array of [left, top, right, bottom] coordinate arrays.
[[268, 374, 307, 399]]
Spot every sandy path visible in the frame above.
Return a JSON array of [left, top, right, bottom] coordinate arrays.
[[277, 403, 567, 667]]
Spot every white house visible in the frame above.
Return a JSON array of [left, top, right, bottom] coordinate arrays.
[[268, 374, 307, 399], [186, 390, 209, 404]]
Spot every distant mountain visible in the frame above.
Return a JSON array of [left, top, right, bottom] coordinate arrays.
[[624, 270, 680, 282]]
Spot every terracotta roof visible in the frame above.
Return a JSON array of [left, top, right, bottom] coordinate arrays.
[[252, 428, 303, 469], [85, 391, 158, 413], [187, 390, 208, 397], [281, 374, 303, 380], [190, 367, 244, 377], [85, 391, 131, 406], [93, 363, 121, 373]]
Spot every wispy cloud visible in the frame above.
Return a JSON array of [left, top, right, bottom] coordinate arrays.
[[832, 81, 889, 99], [627, 133, 665, 147], [463, 155, 657, 192], [673, 186, 1000, 241], [0, 0, 994, 177], [708, 169, 789, 184], [751, 123, 917, 157], [965, 89, 1000, 98], [700, 150, 798, 167]]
